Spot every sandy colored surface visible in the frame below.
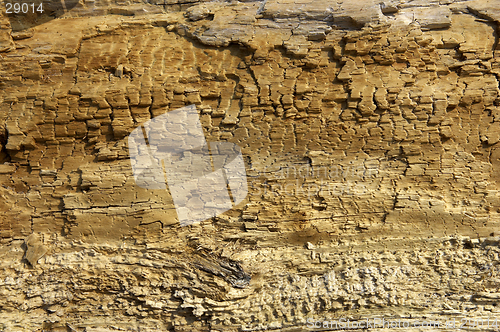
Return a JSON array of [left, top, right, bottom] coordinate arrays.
[[0, 0, 500, 330]]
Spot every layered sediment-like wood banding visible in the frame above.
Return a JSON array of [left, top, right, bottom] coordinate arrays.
[[0, 0, 500, 330]]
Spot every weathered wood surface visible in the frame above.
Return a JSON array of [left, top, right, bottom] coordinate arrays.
[[0, 0, 500, 330]]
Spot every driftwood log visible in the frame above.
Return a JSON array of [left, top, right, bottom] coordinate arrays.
[[1, 0, 500, 330]]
